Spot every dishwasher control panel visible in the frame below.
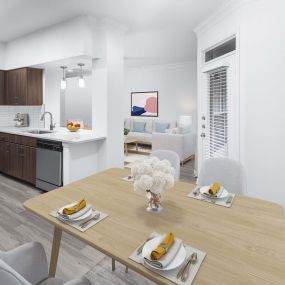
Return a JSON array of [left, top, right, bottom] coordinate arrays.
[[37, 139, 63, 152]]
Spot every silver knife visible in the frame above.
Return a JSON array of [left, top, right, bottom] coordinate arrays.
[[176, 254, 193, 279], [181, 252, 198, 282]]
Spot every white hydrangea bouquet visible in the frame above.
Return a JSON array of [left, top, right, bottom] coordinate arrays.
[[131, 157, 175, 212]]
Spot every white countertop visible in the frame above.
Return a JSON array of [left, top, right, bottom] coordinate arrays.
[[0, 127, 106, 144]]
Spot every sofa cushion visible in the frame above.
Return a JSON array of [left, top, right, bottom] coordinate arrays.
[[177, 125, 191, 134], [165, 128, 178, 134], [130, 119, 152, 133], [144, 120, 153, 133], [132, 121, 146, 132], [154, 122, 169, 133], [153, 119, 176, 130], [128, 132, 152, 143]]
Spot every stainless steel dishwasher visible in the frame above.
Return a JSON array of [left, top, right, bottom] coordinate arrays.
[[36, 139, 63, 191]]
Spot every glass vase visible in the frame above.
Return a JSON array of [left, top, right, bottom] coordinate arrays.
[[146, 190, 162, 212]]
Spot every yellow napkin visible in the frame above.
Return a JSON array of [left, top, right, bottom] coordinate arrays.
[[150, 232, 174, 260], [63, 198, 86, 215], [209, 182, 220, 196]]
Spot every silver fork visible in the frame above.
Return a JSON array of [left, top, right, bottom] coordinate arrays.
[[193, 187, 200, 196], [79, 213, 100, 229], [226, 195, 234, 205]]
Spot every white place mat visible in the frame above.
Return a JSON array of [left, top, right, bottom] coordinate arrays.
[[50, 209, 108, 232], [187, 187, 235, 208], [129, 232, 206, 285]]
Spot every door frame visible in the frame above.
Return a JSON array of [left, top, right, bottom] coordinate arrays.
[[197, 51, 240, 173]]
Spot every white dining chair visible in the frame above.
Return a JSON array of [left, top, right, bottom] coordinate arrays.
[[0, 242, 91, 285], [197, 158, 247, 194], [151, 149, 180, 181]]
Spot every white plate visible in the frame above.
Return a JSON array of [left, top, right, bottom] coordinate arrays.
[[200, 186, 229, 199], [142, 236, 186, 271], [57, 203, 92, 221]]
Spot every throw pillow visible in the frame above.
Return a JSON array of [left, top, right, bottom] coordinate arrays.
[[155, 122, 170, 133], [132, 121, 146, 132]]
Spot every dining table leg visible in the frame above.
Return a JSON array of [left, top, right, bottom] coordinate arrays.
[[48, 226, 62, 277], [112, 258, 116, 271]]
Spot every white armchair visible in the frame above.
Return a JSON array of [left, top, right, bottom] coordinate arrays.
[[152, 132, 195, 165], [0, 242, 90, 285]]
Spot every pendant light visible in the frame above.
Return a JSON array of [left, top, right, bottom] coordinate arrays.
[[78, 63, 85, 88], [60, 66, 67, 90]]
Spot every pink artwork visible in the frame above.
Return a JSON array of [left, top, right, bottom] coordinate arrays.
[[131, 91, 158, 117]]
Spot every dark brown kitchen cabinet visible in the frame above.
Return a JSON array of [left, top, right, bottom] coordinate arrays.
[[0, 133, 36, 185], [0, 133, 8, 173], [0, 70, 5, 104], [2, 142, 11, 175], [8, 143, 21, 178], [22, 146, 36, 184], [0, 141, 5, 172], [5, 67, 43, 105]]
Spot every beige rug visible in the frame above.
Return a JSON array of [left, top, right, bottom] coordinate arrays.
[[124, 153, 150, 169]]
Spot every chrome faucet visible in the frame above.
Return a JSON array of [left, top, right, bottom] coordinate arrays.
[[41, 111, 56, 131]]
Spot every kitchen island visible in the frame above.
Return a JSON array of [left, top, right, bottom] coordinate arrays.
[[0, 127, 106, 188]]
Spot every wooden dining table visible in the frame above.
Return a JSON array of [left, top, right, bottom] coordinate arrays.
[[24, 168, 285, 285]]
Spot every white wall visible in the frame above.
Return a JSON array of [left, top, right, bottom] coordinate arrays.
[[43, 68, 62, 128], [125, 29, 197, 67], [62, 75, 93, 128], [196, 0, 285, 207], [0, 43, 5, 69], [4, 16, 93, 69], [93, 28, 125, 169], [125, 61, 197, 126]]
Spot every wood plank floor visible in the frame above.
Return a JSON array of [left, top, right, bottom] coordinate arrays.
[[0, 160, 195, 283]]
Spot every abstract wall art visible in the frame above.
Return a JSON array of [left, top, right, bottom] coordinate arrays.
[[131, 91, 158, 117]]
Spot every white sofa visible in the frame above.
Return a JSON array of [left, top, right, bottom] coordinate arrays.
[[152, 132, 195, 164], [124, 118, 177, 144], [124, 118, 195, 163]]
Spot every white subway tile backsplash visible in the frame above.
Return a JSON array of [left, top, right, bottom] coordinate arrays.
[[0, 106, 45, 128]]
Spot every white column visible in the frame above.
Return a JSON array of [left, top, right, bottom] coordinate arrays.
[[92, 21, 126, 170], [62, 143, 71, 185]]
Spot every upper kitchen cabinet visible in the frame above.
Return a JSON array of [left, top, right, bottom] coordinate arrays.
[[6, 67, 43, 105], [0, 71, 5, 105]]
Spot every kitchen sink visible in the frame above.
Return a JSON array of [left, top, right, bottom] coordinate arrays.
[[24, 130, 53, 134]]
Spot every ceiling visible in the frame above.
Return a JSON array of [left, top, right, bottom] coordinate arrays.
[[0, 0, 227, 65]]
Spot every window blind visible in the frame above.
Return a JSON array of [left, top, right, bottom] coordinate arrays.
[[205, 67, 228, 159]]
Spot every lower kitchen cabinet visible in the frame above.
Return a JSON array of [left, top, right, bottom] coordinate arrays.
[[22, 146, 36, 184], [8, 143, 21, 178], [0, 133, 36, 185], [1, 142, 11, 174], [0, 141, 5, 172]]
